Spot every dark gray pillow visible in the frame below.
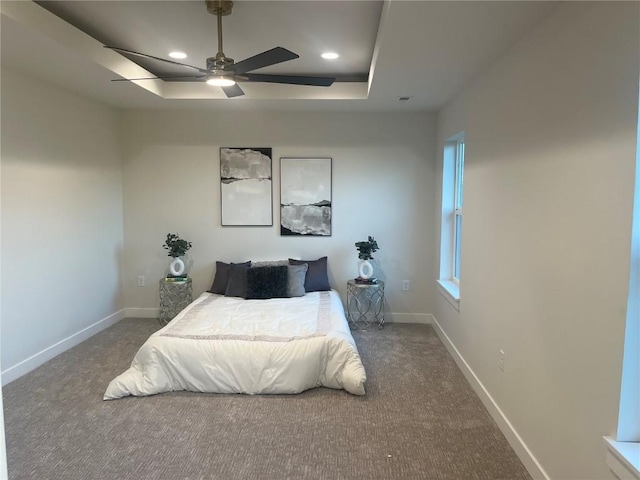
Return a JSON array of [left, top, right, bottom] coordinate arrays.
[[287, 263, 308, 297], [225, 264, 250, 297], [208, 261, 251, 294], [289, 256, 330, 292], [246, 266, 289, 299]]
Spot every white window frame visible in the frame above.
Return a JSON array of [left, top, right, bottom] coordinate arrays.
[[437, 132, 465, 308], [452, 139, 464, 285]]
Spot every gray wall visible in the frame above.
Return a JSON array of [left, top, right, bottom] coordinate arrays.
[[434, 3, 638, 478], [120, 109, 437, 321], [1, 69, 125, 377]]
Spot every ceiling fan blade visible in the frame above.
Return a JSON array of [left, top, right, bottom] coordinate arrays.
[[104, 46, 209, 73], [222, 83, 245, 98], [232, 47, 299, 75], [112, 75, 207, 82], [245, 73, 335, 87]]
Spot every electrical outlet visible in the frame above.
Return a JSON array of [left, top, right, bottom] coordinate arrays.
[[137, 275, 145, 287], [499, 349, 505, 372], [402, 280, 410, 291]]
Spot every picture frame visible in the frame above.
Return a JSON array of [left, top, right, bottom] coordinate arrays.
[[220, 147, 273, 226], [280, 157, 332, 236]]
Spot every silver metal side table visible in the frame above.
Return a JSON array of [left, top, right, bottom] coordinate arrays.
[[159, 278, 193, 326], [346, 279, 385, 330]]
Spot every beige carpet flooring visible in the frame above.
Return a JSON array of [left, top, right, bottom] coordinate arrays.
[[3, 320, 531, 480]]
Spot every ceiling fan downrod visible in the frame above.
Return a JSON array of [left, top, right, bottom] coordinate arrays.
[[205, 0, 234, 69]]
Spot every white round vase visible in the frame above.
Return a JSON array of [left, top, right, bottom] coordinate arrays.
[[358, 259, 374, 280], [169, 257, 185, 276]]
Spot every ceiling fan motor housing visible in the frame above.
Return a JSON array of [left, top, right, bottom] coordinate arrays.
[[207, 56, 234, 70], [206, 0, 233, 16]]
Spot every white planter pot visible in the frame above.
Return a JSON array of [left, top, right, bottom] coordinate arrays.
[[169, 257, 185, 276], [358, 259, 374, 279]]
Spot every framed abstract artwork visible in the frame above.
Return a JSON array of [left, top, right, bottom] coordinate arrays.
[[220, 147, 273, 226], [280, 157, 332, 236]]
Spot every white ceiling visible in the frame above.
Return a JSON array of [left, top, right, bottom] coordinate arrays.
[[0, 1, 558, 112]]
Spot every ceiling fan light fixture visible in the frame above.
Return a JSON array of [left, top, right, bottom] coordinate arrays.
[[206, 76, 236, 87], [168, 51, 188, 59], [321, 52, 339, 60]]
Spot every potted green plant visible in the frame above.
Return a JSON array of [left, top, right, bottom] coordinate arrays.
[[355, 236, 379, 260], [163, 233, 192, 276], [355, 236, 379, 280]]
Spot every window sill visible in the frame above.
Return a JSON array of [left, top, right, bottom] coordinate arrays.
[[437, 280, 460, 311], [604, 437, 640, 480]]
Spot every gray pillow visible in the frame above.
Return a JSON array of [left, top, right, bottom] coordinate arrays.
[[208, 261, 251, 294], [252, 259, 288, 267], [287, 264, 308, 297], [225, 264, 250, 297]]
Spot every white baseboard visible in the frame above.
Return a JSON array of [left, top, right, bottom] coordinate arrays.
[[0, 308, 432, 386], [123, 307, 159, 319], [430, 316, 550, 480], [387, 313, 434, 324], [1, 309, 125, 386]]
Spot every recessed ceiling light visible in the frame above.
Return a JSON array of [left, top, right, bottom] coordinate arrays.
[[169, 51, 187, 59], [321, 52, 339, 60]]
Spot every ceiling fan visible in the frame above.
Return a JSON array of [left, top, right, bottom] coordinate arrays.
[[105, 0, 336, 98]]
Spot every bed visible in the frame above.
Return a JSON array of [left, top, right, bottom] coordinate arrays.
[[104, 259, 366, 399]]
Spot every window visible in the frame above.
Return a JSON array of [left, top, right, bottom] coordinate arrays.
[[438, 132, 465, 307], [604, 91, 640, 480], [453, 139, 465, 283], [607, 188, 640, 478]]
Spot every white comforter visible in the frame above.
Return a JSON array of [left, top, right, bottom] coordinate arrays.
[[104, 290, 366, 399]]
